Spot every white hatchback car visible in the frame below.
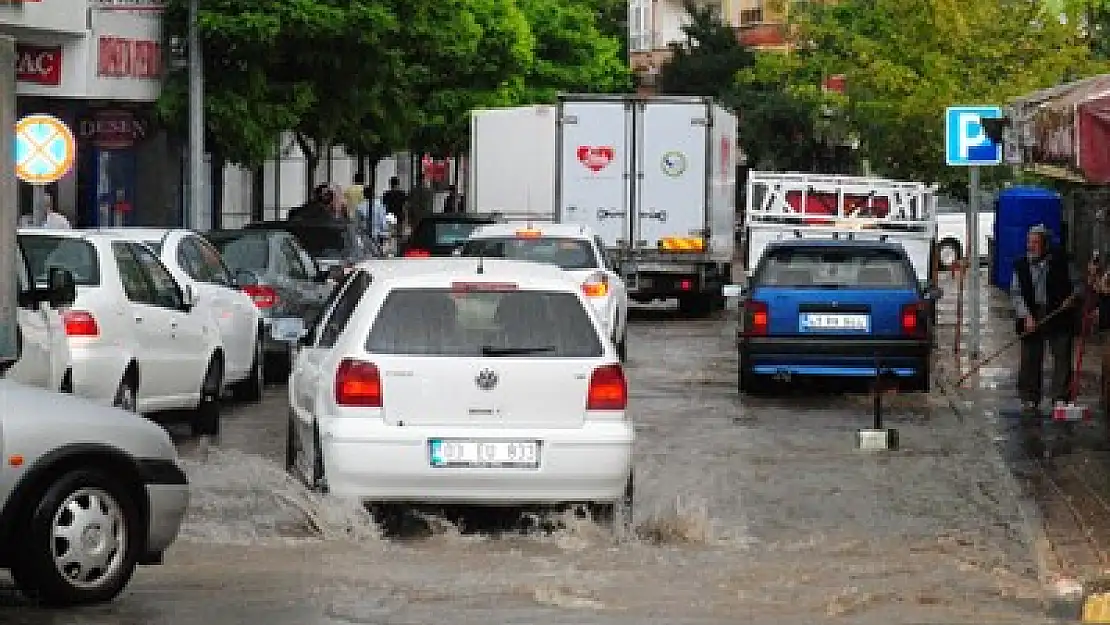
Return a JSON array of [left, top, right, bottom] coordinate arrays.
[[460, 223, 629, 359], [99, 228, 265, 401], [19, 229, 226, 436], [287, 258, 634, 528]]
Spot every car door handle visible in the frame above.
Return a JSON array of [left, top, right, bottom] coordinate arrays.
[[135, 316, 143, 323], [170, 321, 179, 329]]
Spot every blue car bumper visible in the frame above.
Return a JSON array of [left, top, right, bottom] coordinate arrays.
[[740, 337, 930, 378]]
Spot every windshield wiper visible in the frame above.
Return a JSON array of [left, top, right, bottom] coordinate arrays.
[[481, 345, 556, 356]]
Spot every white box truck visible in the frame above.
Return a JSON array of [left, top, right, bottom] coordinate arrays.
[[469, 94, 738, 316]]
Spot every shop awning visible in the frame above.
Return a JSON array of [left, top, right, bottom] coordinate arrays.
[[1008, 73, 1110, 183]]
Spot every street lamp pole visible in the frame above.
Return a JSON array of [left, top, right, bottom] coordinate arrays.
[[186, 0, 205, 230]]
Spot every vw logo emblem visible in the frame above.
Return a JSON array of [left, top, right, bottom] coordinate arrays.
[[475, 369, 499, 391]]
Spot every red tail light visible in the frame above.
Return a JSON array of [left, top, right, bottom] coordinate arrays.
[[241, 285, 278, 309], [63, 310, 99, 337], [901, 302, 926, 337], [335, 359, 382, 407], [679, 279, 693, 291], [587, 364, 627, 410], [741, 300, 768, 336], [404, 248, 431, 258]]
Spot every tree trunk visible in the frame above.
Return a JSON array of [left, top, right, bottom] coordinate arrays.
[[251, 165, 264, 222], [210, 149, 226, 230], [295, 132, 318, 200]]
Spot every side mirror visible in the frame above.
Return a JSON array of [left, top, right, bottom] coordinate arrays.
[[46, 267, 76, 309], [181, 284, 197, 311], [234, 268, 260, 287]]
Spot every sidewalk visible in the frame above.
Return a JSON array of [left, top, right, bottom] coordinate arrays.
[[933, 269, 1110, 601]]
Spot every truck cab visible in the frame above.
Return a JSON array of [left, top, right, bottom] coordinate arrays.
[[2, 245, 74, 391]]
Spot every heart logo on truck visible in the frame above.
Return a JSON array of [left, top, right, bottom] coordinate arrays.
[[577, 146, 615, 172]]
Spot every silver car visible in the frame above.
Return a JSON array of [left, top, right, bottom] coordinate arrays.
[[0, 380, 188, 606]]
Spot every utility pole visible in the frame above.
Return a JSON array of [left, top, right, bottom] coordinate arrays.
[[0, 37, 18, 364], [186, 0, 205, 230]]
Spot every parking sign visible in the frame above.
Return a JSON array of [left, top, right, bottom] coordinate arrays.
[[945, 106, 1003, 166]]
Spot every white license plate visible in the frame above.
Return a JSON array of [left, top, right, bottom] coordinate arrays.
[[799, 313, 869, 332], [270, 317, 305, 342], [429, 439, 541, 468]]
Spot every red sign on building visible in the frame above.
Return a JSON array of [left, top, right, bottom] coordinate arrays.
[[14, 44, 62, 86], [97, 37, 162, 79]]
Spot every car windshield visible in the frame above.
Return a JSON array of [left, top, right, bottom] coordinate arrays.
[[756, 246, 913, 288], [365, 288, 603, 357], [432, 222, 488, 247], [207, 234, 269, 271], [20, 235, 101, 286], [283, 226, 347, 258], [461, 237, 598, 270]]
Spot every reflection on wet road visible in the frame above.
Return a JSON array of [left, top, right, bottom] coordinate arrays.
[[2, 297, 1059, 624]]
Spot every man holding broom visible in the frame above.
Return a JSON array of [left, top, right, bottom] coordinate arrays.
[[1011, 224, 1085, 413]]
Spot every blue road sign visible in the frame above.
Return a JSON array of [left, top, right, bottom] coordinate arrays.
[[946, 106, 1003, 167]]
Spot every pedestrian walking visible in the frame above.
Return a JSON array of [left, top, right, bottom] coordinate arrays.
[[289, 184, 336, 221], [1011, 224, 1085, 412], [443, 184, 463, 213], [344, 173, 366, 222], [357, 185, 390, 256], [382, 176, 408, 238]]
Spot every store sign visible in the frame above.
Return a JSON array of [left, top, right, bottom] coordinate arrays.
[[97, 37, 162, 79], [78, 109, 151, 150], [15, 45, 62, 86]]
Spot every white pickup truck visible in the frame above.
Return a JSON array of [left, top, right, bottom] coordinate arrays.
[[935, 195, 995, 270]]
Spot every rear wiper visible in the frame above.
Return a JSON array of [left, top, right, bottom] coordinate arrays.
[[481, 345, 556, 356]]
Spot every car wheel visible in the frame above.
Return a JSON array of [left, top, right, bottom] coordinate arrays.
[[233, 335, 265, 402], [590, 473, 635, 540], [9, 468, 140, 606], [678, 295, 712, 317], [192, 357, 223, 437], [737, 351, 756, 394], [910, 357, 931, 393], [112, 375, 137, 413], [938, 239, 962, 270]]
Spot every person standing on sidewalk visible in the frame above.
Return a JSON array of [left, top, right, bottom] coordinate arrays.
[[1011, 224, 1084, 411]]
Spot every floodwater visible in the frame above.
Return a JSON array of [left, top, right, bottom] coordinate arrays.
[[2, 286, 1063, 624]]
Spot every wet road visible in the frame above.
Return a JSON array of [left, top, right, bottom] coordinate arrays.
[[2, 298, 1059, 624]]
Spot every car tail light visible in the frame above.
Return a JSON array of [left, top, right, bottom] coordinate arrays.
[[404, 248, 431, 258], [335, 359, 382, 407], [679, 279, 693, 291], [740, 300, 768, 336], [582, 274, 610, 298], [241, 285, 278, 309], [587, 364, 627, 410], [901, 301, 926, 337], [63, 310, 99, 337]]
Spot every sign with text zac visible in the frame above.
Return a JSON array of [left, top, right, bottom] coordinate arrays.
[[97, 36, 161, 79], [14, 44, 61, 86]]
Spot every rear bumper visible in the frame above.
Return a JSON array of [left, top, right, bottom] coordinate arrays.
[[317, 418, 634, 504], [739, 336, 930, 377]]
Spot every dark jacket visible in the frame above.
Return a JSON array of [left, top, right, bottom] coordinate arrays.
[[1013, 250, 1078, 335], [289, 201, 331, 221]]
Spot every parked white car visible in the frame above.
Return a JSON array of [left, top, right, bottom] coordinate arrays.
[[287, 258, 634, 531], [459, 223, 630, 360], [19, 229, 226, 436], [0, 378, 189, 606], [100, 228, 265, 401], [6, 244, 73, 392]]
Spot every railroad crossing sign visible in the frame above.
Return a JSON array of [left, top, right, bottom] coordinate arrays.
[[15, 114, 76, 184], [945, 106, 1003, 167]]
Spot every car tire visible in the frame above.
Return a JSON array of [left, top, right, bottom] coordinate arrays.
[[112, 374, 138, 413], [9, 468, 141, 607], [910, 357, 931, 393], [192, 357, 223, 437], [678, 295, 712, 318], [737, 351, 757, 394], [938, 239, 962, 270], [233, 335, 265, 402], [590, 473, 635, 540]]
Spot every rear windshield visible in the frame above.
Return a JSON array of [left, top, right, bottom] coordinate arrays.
[[756, 247, 913, 288], [433, 222, 488, 247], [284, 226, 348, 257], [208, 234, 269, 271], [461, 237, 598, 270], [20, 236, 100, 286], [366, 288, 603, 357]]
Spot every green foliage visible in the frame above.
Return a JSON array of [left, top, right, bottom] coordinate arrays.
[[656, 2, 755, 96]]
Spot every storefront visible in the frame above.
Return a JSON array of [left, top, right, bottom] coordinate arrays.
[[4, 0, 180, 227]]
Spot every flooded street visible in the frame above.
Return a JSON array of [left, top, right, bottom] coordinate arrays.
[[1, 293, 1061, 624]]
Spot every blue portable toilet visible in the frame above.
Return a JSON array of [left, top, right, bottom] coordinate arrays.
[[991, 186, 1063, 291]]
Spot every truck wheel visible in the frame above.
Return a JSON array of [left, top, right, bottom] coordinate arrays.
[[678, 295, 712, 317]]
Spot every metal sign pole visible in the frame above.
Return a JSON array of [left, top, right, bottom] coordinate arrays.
[[32, 184, 46, 227], [967, 165, 982, 359], [186, 0, 205, 231], [0, 36, 17, 364]]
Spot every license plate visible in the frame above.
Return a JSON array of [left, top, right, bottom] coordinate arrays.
[[429, 439, 541, 468], [270, 317, 305, 342], [799, 313, 869, 332]]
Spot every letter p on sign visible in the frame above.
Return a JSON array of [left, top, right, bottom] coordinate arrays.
[[946, 106, 1003, 166]]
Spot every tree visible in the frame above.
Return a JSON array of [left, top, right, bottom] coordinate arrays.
[[515, 0, 632, 103], [656, 1, 756, 96], [784, 0, 1108, 190]]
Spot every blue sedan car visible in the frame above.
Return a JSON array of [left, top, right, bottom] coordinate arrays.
[[737, 239, 937, 392]]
